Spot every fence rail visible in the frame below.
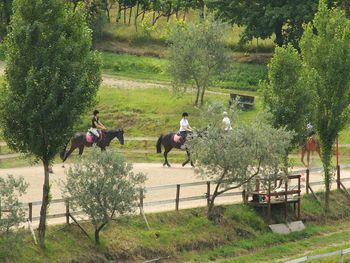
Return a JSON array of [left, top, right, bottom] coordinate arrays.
[[286, 247, 350, 263]]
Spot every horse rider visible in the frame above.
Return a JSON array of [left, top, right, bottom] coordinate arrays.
[[222, 111, 232, 131], [89, 110, 106, 144], [179, 112, 193, 143]]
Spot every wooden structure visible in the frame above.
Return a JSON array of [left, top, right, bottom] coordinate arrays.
[[248, 174, 301, 223], [229, 93, 255, 110]]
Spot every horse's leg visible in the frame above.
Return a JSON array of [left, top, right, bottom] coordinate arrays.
[[182, 147, 191, 167], [301, 147, 307, 167], [63, 146, 76, 162], [164, 151, 171, 167], [78, 146, 85, 156], [307, 151, 310, 168]]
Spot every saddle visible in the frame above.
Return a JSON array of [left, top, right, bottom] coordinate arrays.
[[172, 134, 184, 145], [86, 130, 103, 144]]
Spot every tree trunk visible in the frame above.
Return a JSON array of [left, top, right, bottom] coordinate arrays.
[[116, 2, 122, 23], [38, 159, 50, 247], [199, 0, 205, 20], [94, 229, 100, 245], [199, 86, 206, 106], [274, 20, 284, 47], [123, 1, 126, 24], [135, 1, 140, 32], [321, 144, 332, 212], [128, 6, 133, 26]]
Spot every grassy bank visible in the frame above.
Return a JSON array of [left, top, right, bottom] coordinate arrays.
[[101, 52, 268, 91], [2, 190, 350, 262]]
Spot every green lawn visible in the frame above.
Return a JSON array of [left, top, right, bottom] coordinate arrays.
[[2, 190, 350, 262]]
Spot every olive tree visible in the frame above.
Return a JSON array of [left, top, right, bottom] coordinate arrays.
[[0, 175, 28, 259], [63, 150, 146, 245], [188, 114, 293, 219], [1, 0, 101, 246], [299, 0, 350, 210], [168, 19, 230, 106]]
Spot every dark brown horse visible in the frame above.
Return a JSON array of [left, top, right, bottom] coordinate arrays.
[[156, 133, 193, 167], [301, 134, 321, 167], [60, 129, 124, 162]]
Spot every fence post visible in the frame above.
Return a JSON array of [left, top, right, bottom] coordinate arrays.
[[175, 184, 180, 211], [139, 189, 144, 214], [206, 181, 210, 207], [28, 202, 32, 222], [306, 169, 310, 194], [337, 165, 341, 190], [65, 199, 70, 225]]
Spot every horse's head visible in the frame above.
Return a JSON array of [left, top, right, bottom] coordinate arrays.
[[116, 128, 125, 145]]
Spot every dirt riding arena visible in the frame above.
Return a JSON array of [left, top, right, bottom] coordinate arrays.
[[1, 163, 350, 227]]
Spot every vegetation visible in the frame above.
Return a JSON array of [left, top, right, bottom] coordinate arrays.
[[189, 111, 293, 219], [0, 175, 28, 261], [1, 189, 350, 262], [261, 45, 312, 147], [64, 150, 146, 245], [168, 19, 230, 105], [299, 1, 350, 211], [1, 0, 101, 246]]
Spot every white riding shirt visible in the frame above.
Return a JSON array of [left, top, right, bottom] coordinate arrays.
[[179, 118, 190, 132]]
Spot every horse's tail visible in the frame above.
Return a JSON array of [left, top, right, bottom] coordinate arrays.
[[156, 135, 163, 153], [60, 138, 71, 161]]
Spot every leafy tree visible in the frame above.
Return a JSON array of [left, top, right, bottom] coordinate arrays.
[[299, 0, 350, 210], [188, 113, 293, 219], [168, 19, 229, 106], [64, 150, 146, 245], [1, 0, 101, 246], [261, 45, 313, 151], [0, 175, 28, 260]]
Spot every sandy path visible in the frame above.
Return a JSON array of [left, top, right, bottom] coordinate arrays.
[[1, 163, 350, 228]]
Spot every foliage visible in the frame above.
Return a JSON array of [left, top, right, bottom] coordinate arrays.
[[261, 45, 313, 147], [1, 0, 101, 246], [299, 0, 350, 210], [208, 0, 318, 49], [0, 0, 13, 41], [64, 149, 146, 245], [168, 19, 230, 106], [0, 175, 28, 260], [188, 112, 293, 219]]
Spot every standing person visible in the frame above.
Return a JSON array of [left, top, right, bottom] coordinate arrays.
[[222, 111, 232, 131], [179, 112, 193, 142], [89, 110, 106, 144]]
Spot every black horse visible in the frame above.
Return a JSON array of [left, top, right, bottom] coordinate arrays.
[[60, 129, 124, 162], [156, 132, 193, 167]]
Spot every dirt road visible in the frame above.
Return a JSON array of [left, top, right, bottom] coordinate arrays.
[[1, 162, 350, 227]]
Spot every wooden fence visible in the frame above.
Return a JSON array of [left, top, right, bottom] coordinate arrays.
[[286, 247, 350, 263], [10, 165, 350, 225]]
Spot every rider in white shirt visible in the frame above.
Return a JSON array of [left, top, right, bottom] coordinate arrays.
[[222, 111, 232, 131], [179, 112, 192, 140]]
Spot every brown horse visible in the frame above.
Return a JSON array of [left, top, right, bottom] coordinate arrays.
[[60, 129, 124, 162], [301, 134, 321, 167]]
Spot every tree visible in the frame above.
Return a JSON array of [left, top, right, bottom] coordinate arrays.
[[0, 175, 28, 260], [1, 0, 101, 246], [299, 0, 350, 210], [261, 45, 313, 151], [188, 113, 293, 219], [208, 0, 317, 48], [63, 150, 146, 245], [168, 19, 229, 106]]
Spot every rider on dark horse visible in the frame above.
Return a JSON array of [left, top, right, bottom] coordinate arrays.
[[89, 110, 106, 144], [179, 112, 193, 146]]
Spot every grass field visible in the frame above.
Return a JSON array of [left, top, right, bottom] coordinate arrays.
[[2, 190, 350, 262], [101, 52, 268, 91]]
